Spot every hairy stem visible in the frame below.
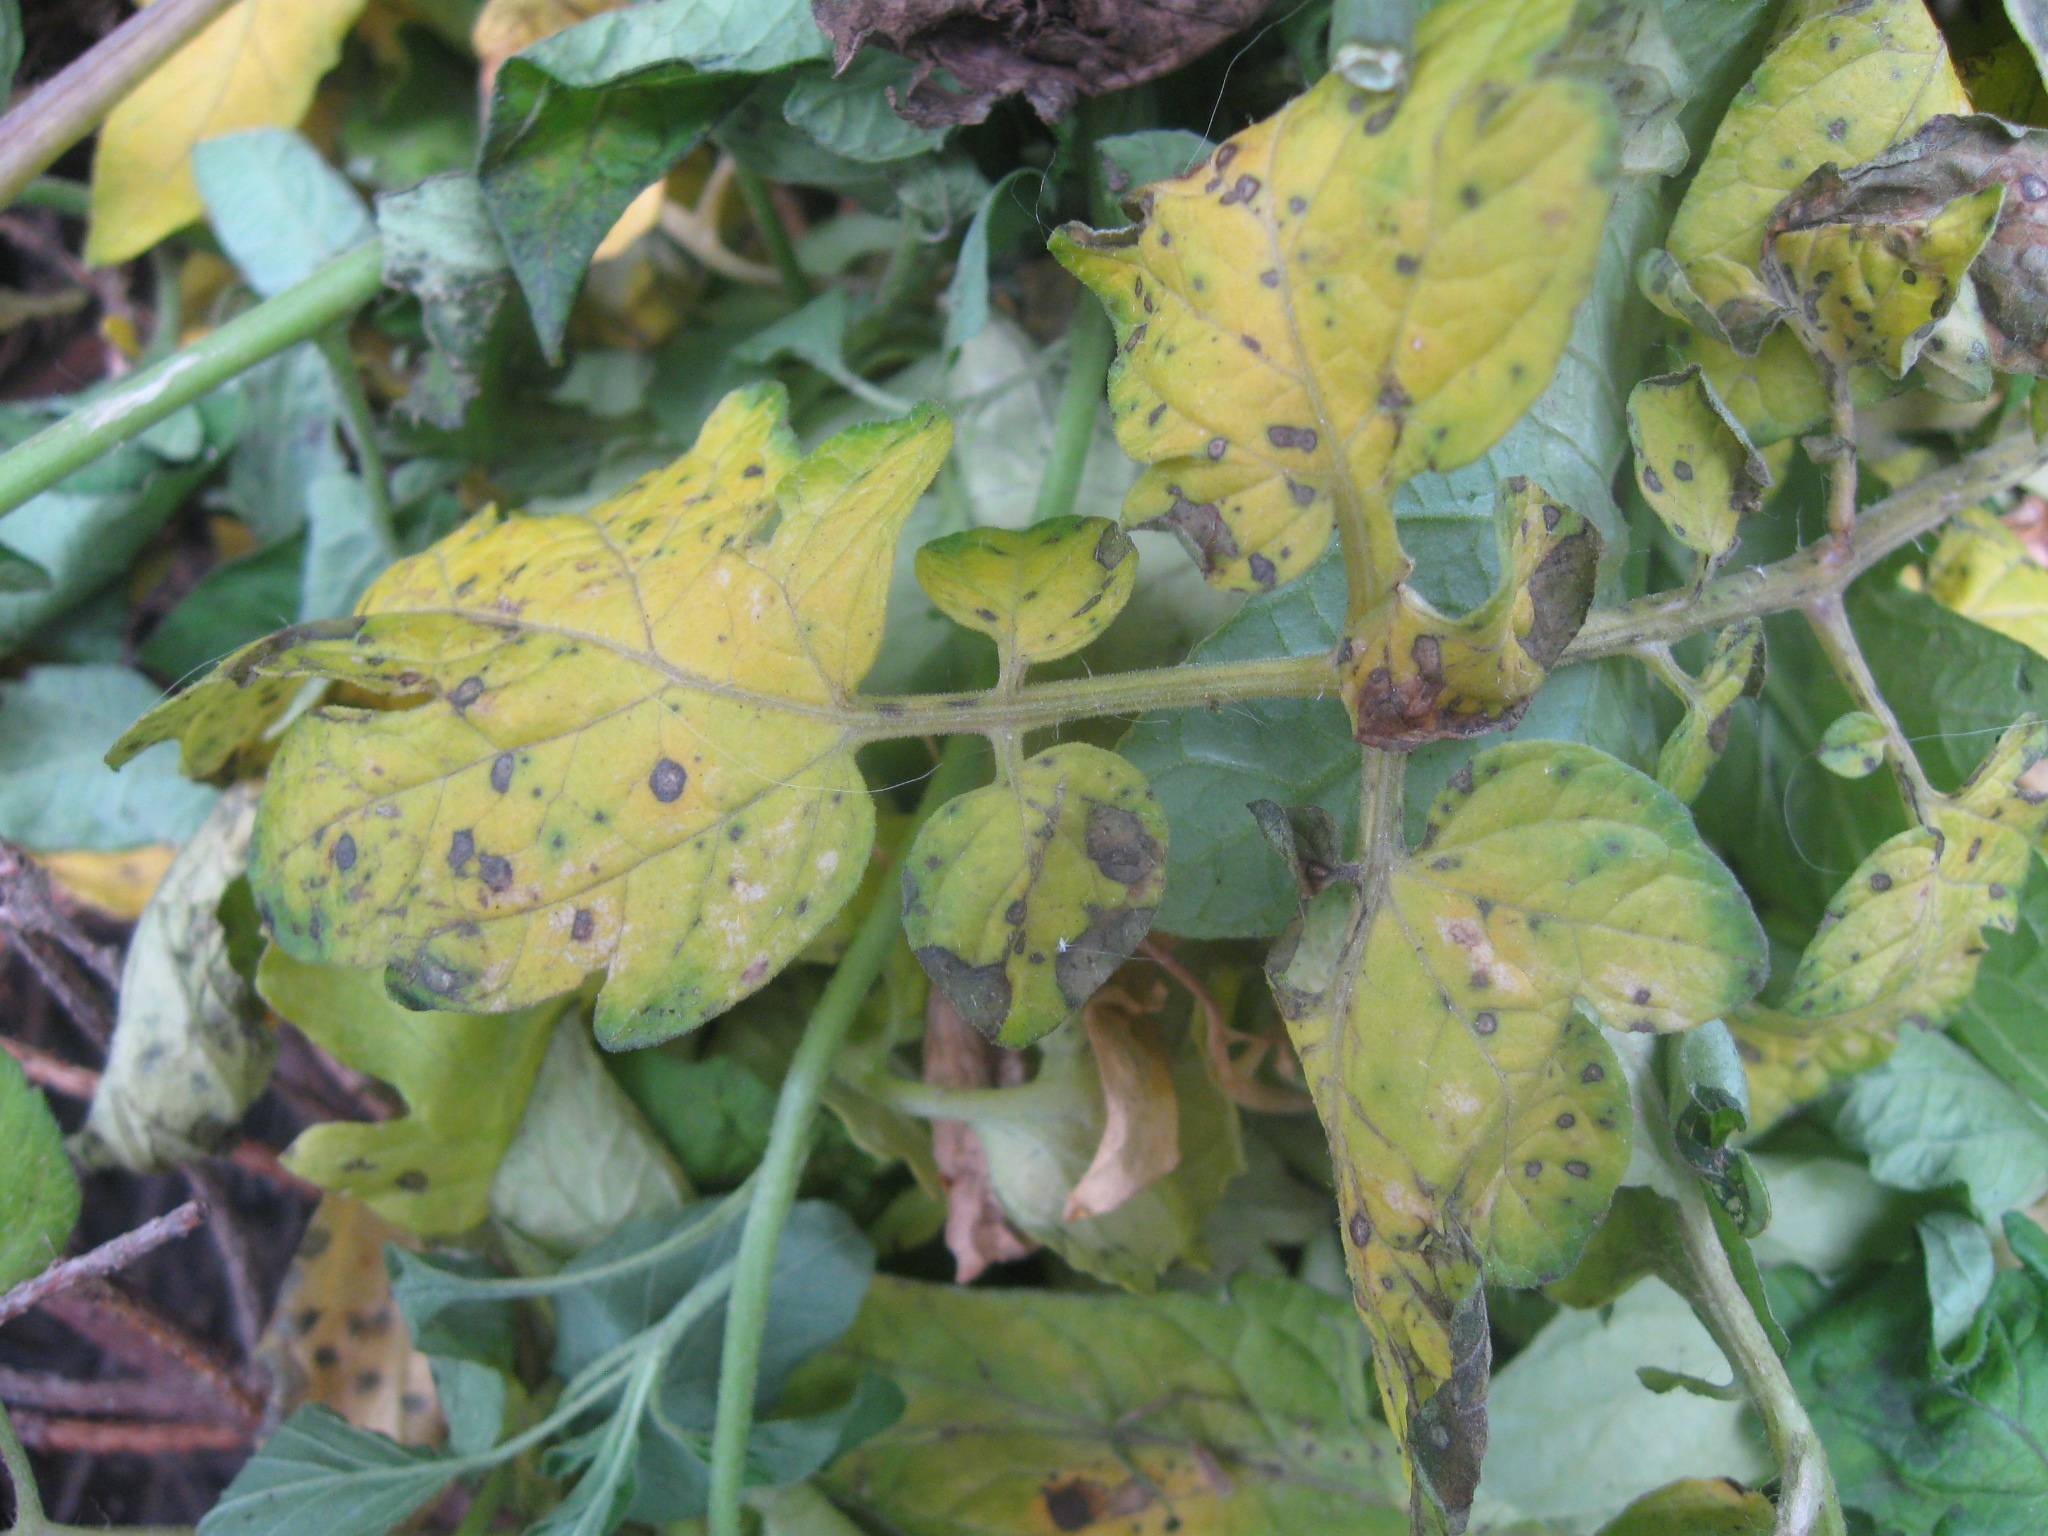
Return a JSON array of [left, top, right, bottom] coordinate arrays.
[[0, 242, 384, 521], [0, 0, 239, 210], [1821, 369, 1860, 547], [734, 166, 812, 304], [1804, 592, 1934, 816], [705, 740, 983, 1536]]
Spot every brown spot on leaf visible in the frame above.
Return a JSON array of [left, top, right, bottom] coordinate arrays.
[[449, 676, 484, 710], [478, 854, 513, 892], [491, 753, 515, 793], [1084, 804, 1161, 884], [332, 834, 356, 872], [917, 945, 1013, 1040], [650, 757, 688, 803], [572, 908, 595, 942], [1266, 424, 1319, 451]]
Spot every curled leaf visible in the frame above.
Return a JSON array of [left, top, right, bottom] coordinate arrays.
[[914, 515, 1136, 669], [1655, 620, 1767, 804], [902, 743, 1167, 1047], [1050, 0, 1616, 596], [1735, 719, 2048, 1129], [1064, 978, 1181, 1222], [1627, 368, 1770, 572], [1266, 743, 1764, 1530], [119, 387, 951, 1048]]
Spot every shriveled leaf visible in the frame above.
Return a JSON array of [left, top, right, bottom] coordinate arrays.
[[1763, 177, 2001, 378], [1658, 0, 1970, 355], [913, 516, 1136, 668], [1337, 477, 1600, 748], [813, 0, 1268, 127], [0, 1050, 78, 1290], [821, 1273, 1412, 1531], [1817, 710, 1889, 780], [902, 743, 1166, 1047], [1734, 719, 2048, 1130], [86, 0, 370, 265], [1064, 982, 1181, 1222], [196, 1406, 454, 1536], [1656, 620, 1767, 804], [1594, 1479, 1773, 1536], [1627, 368, 1770, 571], [1924, 505, 2048, 660], [261, 950, 561, 1234], [120, 387, 949, 1047], [487, 1012, 691, 1257], [921, 993, 1035, 1281], [75, 786, 275, 1172], [259, 1196, 441, 1444], [1050, 0, 1616, 598], [1268, 742, 1764, 1530]]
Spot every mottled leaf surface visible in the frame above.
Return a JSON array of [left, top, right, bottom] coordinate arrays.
[[1268, 743, 1764, 1530], [914, 516, 1136, 668], [902, 743, 1166, 1046], [1735, 720, 2048, 1130], [1627, 369, 1769, 571], [1051, 0, 1616, 598], [123, 387, 949, 1047]]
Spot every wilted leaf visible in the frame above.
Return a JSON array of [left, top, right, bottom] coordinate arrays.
[[1051, 0, 1616, 599], [261, 1196, 441, 1443], [1594, 1478, 1773, 1536], [1266, 742, 1764, 1530], [1817, 710, 1888, 779], [914, 516, 1136, 669], [86, 0, 370, 265], [1656, 620, 1767, 804], [1735, 719, 2048, 1129], [820, 1273, 1412, 1531], [1064, 979, 1181, 1221], [1627, 368, 1770, 572], [1924, 506, 2048, 660], [812, 0, 1268, 127], [902, 743, 1166, 1046], [261, 950, 562, 1234], [0, 1050, 78, 1290], [118, 386, 949, 1048], [74, 786, 275, 1172]]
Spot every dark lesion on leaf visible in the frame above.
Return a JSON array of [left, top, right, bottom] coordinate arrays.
[[916, 944, 1012, 1039], [1053, 904, 1156, 1009], [1082, 804, 1161, 885]]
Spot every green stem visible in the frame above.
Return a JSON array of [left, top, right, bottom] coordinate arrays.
[[1, 1405, 193, 1536], [705, 740, 984, 1536], [15, 178, 90, 217], [1804, 592, 1934, 817], [734, 166, 813, 304], [0, 242, 384, 521], [0, 0, 240, 210], [316, 330, 394, 539], [1032, 302, 1113, 525]]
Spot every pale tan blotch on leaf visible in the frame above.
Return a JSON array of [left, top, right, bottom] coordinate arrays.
[[913, 515, 1137, 670], [902, 743, 1168, 1048], [1627, 369, 1771, 574], [1655, 620, 1767, 804], [1262, 743, 1766, 1531], [1338, 477, 1600, 749], [118, 386, 952, 1048], [1735, 717, 2048, 1129], [1050, 0, 1616, 595]]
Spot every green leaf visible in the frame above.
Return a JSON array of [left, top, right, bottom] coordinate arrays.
[[1593, 1479, 1773, 1536], [941, 167, 1040, 352], [1827, 1029, 2048, 1220], [478, 0, 829, 357], [1817, 710, 1888, 779], [1956, 878, 2048, 1115], [0, 0, 20, 105], [1269, 742, 1764, 1530], [1627, 368, 1770, 572], [0, 666, 218, 849], [1789, 1217, 2048, 1536], [820, 1274, 1413, 1533], [376, 173, 523, 428], [260, 950, 563, 1234], [901, 743, 1166, 1046], [1919, 1209, 1996, 1361], [1656, 620, 1767, 804], [1667, 1021, 1771, 1240], [74, 786, 274, 1173], [1096, 129, 1213, 196], [195, 1406, 455, 1536], [781, 53, 949, 163], [0, 1050, 79, 1290], [143, 539, 309, 685], [610, 1049, 775, 1188], [193, 129, 376, 298], [121, 387, 949, 1047], [915, 517, 1137, 670], [217, 347, 351, 545], [1733, 720, 2048, 1129]]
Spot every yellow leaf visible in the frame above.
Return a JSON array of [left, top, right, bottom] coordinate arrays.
[[1050, 0, 1615, 597], [1266, 744, 1764, 1528], [1655, 621, 1767, 804], [914, 516, 1137, 670], [34, 844, 176, 920], [1628, 369, 1771, 572], [593, 179, 667, 262], [118, 386, 950, 1047], [86, 0, 370, 266], [1735, 719, 2048, 1129], [1924, 507, 2048, 661], [902, 743, 1167, 1047]]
